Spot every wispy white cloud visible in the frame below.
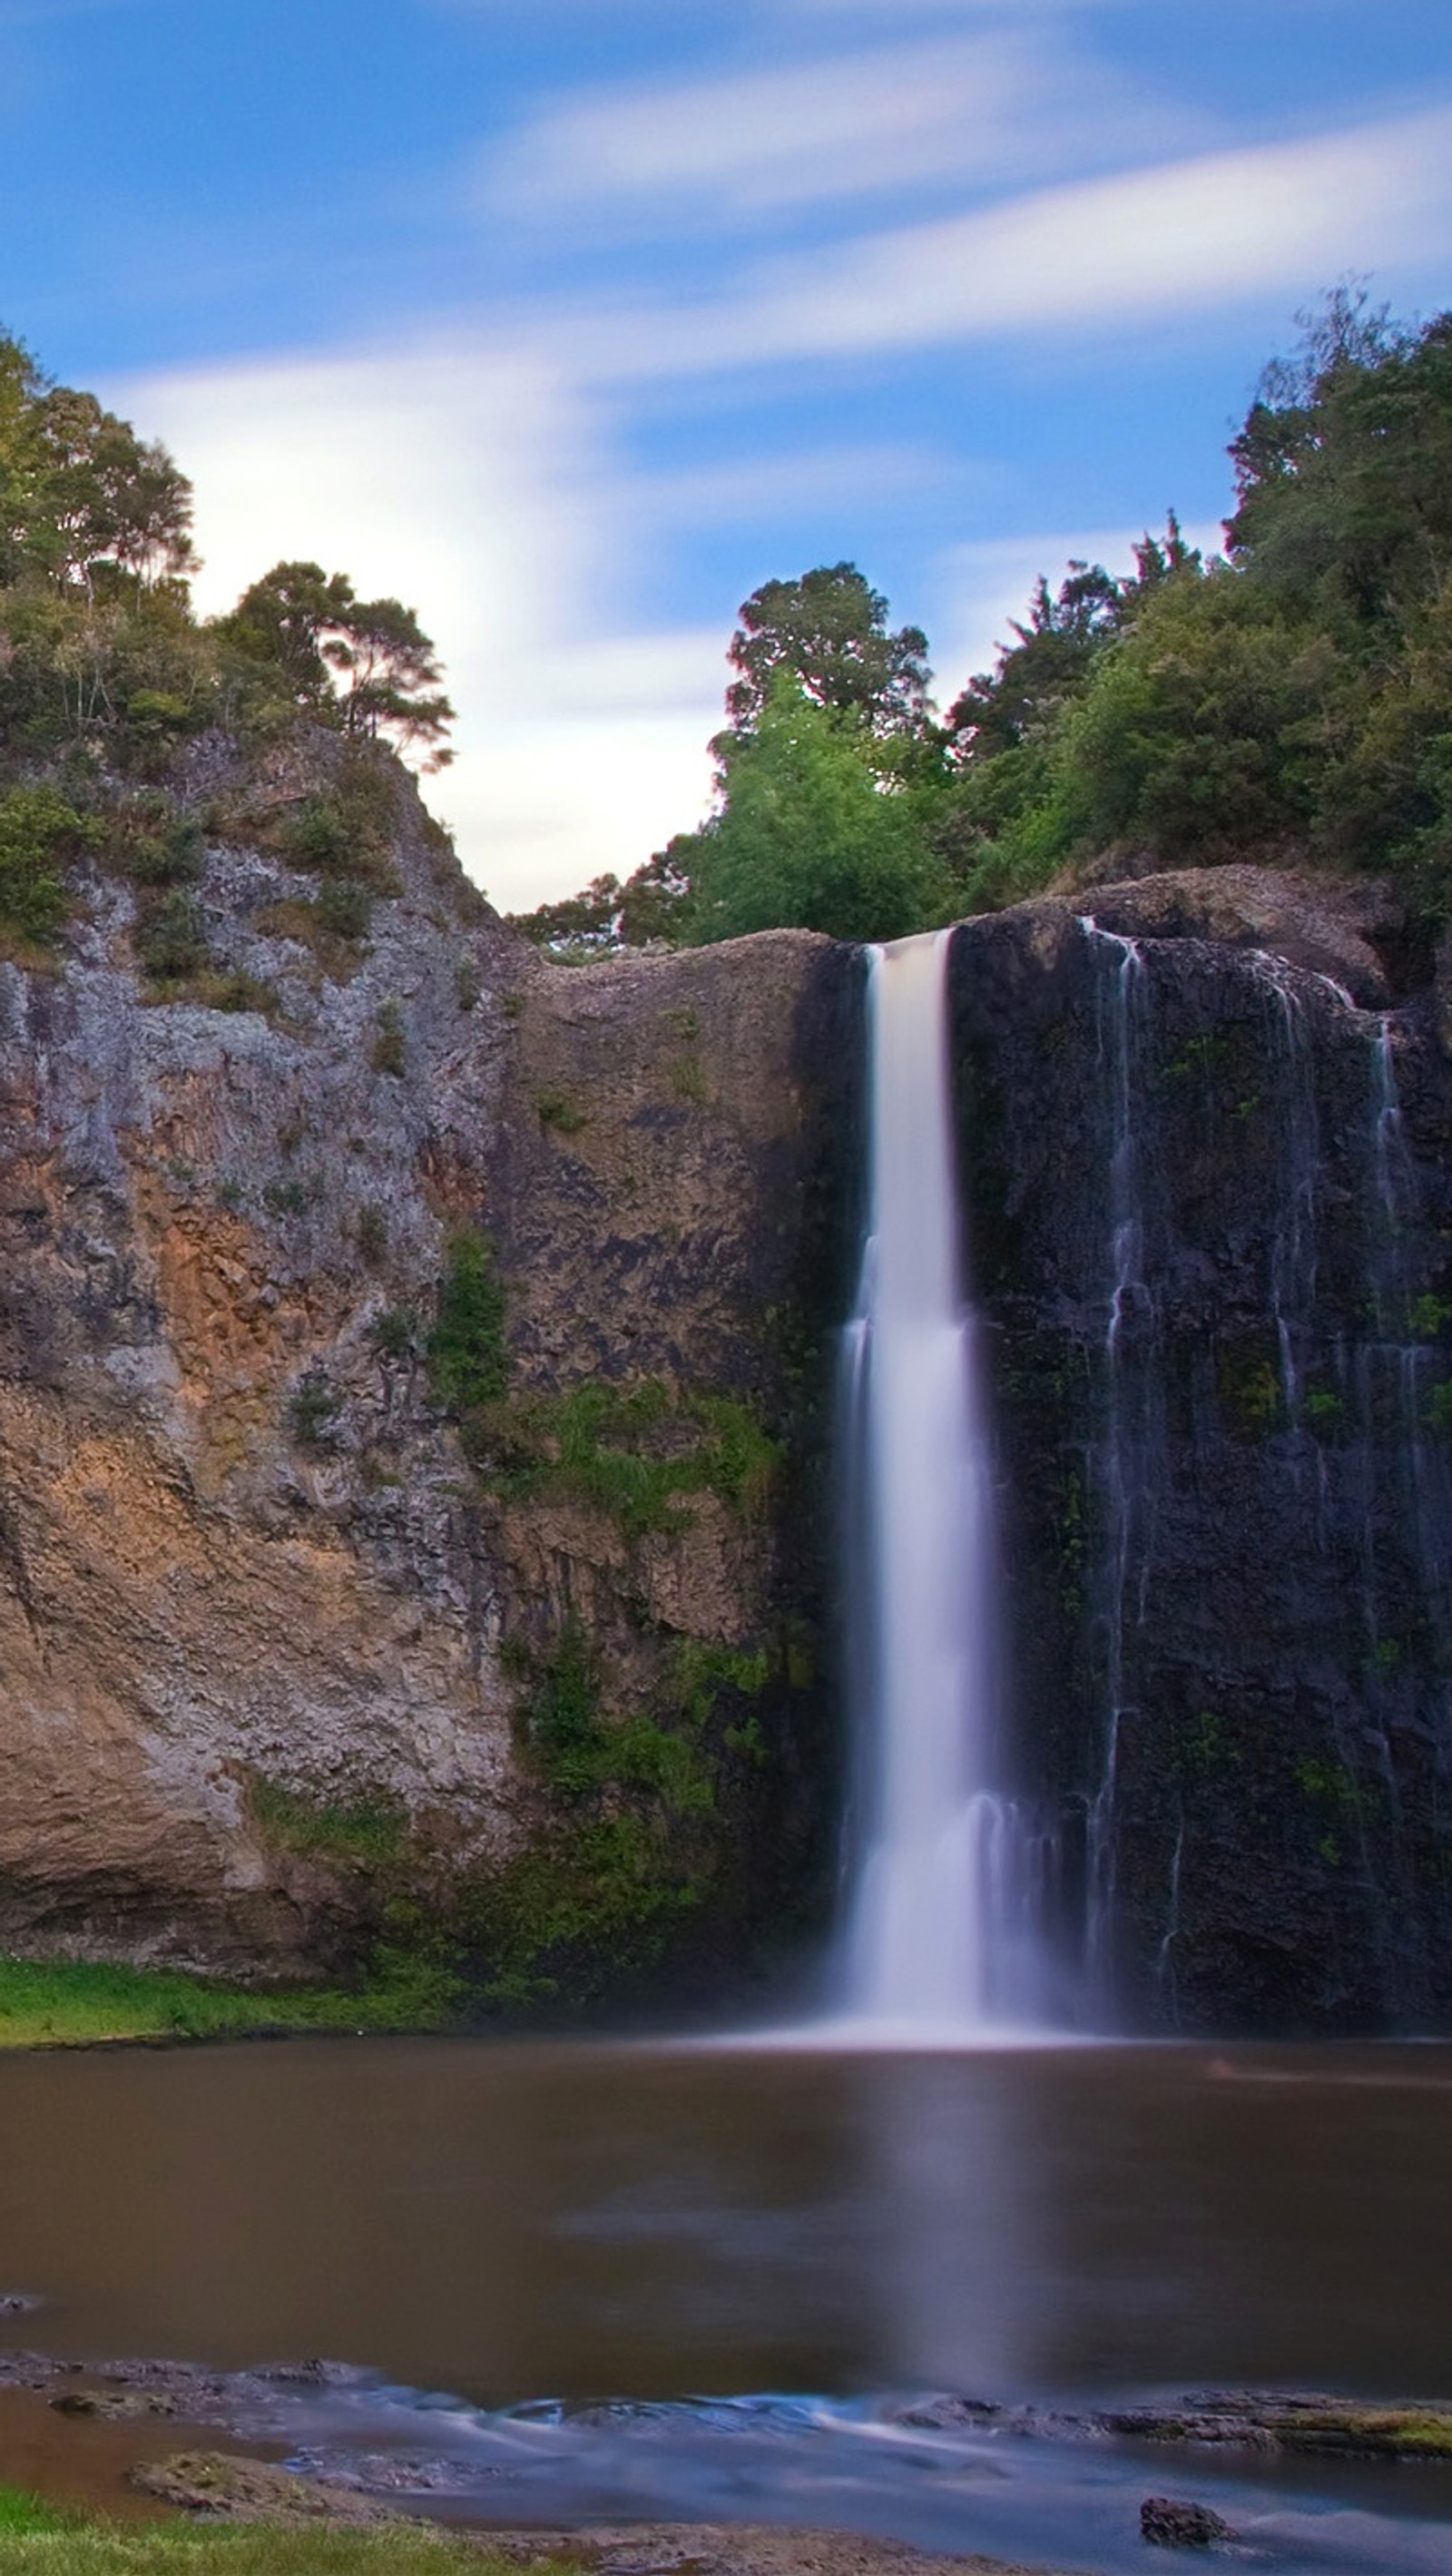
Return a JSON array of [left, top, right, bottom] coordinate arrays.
[[639, 440, 959, 524], [481, 31, 1179, 225], [557, 108, 1452, 379]]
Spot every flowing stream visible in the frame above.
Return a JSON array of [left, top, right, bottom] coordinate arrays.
[[835, 931, 1049, 2037]]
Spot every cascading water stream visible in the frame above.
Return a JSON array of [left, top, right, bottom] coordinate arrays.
[[833, 930, 1051, 2039]]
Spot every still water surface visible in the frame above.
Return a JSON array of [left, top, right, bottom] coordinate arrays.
[[1, 2036, 1449, 2570]]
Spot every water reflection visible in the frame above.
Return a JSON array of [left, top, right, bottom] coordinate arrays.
[[0, 2038, 1449, 2405]]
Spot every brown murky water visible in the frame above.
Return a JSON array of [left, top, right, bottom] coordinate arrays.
[[0, 2035, 1448, 2402], [1, 2035, 1450, 2571]]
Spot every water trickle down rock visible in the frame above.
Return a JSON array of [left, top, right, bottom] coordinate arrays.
[[948, 870, 1452, 2032]]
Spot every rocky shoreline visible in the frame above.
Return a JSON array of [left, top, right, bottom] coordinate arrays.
[[5, 2339, 1452, 2565]]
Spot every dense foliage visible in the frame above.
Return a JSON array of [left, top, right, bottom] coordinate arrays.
[[0, 327, 454, 951], [513, 293, 1452, 954]]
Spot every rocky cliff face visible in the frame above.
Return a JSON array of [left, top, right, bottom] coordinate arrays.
[[951, 869, 1452, 2034], [5, 740, 1450, 2035], [0, 735, 858, 1998]]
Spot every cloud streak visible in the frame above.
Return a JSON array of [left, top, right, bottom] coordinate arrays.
[[558, 108, 1452, 379], [482, 30, 1180, 225]]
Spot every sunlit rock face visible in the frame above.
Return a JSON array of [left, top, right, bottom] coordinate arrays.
[[0, 735, 858, 1990], [951, 870, 1452, 2035]]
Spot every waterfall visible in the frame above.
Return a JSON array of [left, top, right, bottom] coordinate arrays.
[[834, 930, 1051, 2038]]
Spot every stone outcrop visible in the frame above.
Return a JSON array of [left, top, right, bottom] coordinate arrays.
[[0, 736, 858, 1991], [951, 869, 1452, 2031]]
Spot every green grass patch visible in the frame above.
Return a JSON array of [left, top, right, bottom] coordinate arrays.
[[248, 1780, 410, 1871], [466, 1380, 777, 1539], [0, 1952, 457, 2051], [0, 2500, 559, 2570], [427, 1227, 507, 1412], [0, 2489, 77, 2536], [533, 1087, 588, 1135]]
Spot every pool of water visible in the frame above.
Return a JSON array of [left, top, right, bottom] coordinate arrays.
[[1, 2035, 1449, 2570]]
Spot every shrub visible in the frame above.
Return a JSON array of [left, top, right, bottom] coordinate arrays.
[[134, 886, 206, 981], [427, 1226, 507, 1411], [115, 804, 205, 886], [370, 997, 406, 1076], [314, 873, 372, 939], [356, 1201, 388, 1266], [275, 752, 400, 892], [0, 783, 93, 940], [535, 1086, 587, 1134], [368, 1303, 416, 1361], [288, 1368, 341, 1448]]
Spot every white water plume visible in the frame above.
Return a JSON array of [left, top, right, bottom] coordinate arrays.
[[833, 930, 1052, 2040]]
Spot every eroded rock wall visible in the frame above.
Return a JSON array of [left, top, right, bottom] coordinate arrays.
[[0, 740, 859, 1991]]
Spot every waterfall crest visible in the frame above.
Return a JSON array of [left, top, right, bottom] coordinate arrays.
[[834, 930, 1052, 2040]]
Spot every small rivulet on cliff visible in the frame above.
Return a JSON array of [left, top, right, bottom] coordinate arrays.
[[949, 869, 1452, 2034]]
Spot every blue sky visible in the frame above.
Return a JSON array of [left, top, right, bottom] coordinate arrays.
[[3, 0, 1451, 906]]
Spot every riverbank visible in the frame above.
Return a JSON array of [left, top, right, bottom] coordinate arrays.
[[0, 2490, 501, 2569], [0, 2483, 1046, 2576], [0, 1957, 456, 2050]]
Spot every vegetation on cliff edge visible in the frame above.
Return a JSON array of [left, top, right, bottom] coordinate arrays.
[[0, 326, 455, 966], [513, 290, 1452, 952]]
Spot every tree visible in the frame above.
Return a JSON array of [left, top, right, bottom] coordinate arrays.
[[0, 338, 195, 592], [30, 387, 197, 587], [327, 591, 455, 766], [221, 561, 354, 704], [508, 841, 695, 959], [720, 562, 932, 747], [1229, 302, 1452, 633], [944, 521, 1201, 767], [221, 560, 454, 766], [688, 675, 944, 945]]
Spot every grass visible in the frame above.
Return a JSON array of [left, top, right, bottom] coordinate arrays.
[[0, 1953, 458, 2051], [0, 2492, 567, 2570], [248, 1780, 409, 1871], [466, 1381, 778, 1539]]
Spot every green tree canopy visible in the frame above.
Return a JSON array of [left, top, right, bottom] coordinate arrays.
[[221, 561, 455, 766], [0, 335, 195, 592], [688, 676, 944, 946], [721, 562, 932, 747]]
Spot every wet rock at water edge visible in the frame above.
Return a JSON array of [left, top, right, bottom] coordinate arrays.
[[1141, 2495, 1236, 2549], [131, 2450, 408, 2525], [53, 2386, 181, 2420]]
